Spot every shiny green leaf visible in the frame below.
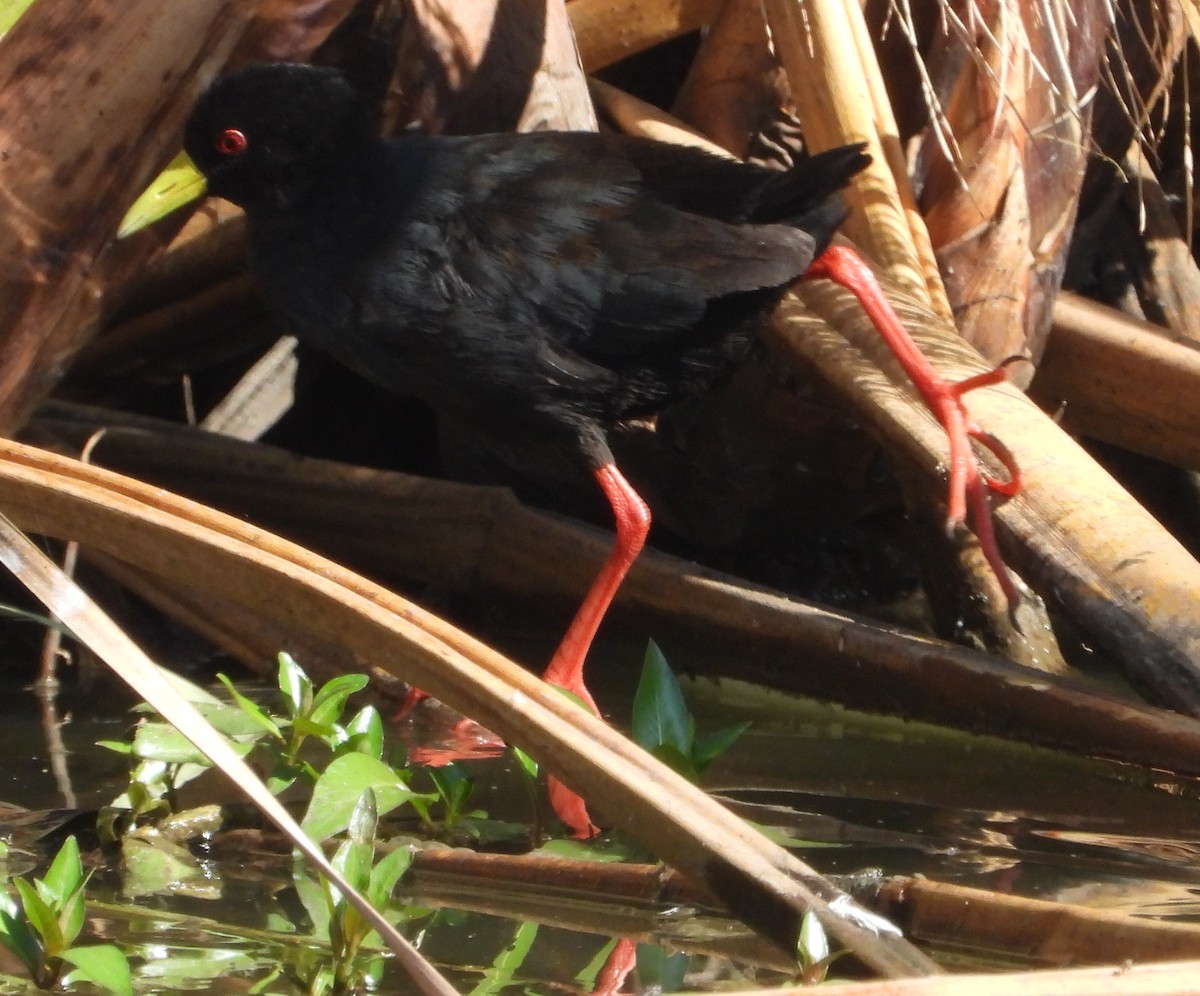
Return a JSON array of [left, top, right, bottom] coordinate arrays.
[[62, 944, 133, 996], [632, 641, 693, 755]]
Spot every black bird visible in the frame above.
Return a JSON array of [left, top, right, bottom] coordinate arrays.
[[185, 63, 1016, 834]]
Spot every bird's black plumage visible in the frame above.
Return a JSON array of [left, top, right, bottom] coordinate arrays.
[[184, 62, 869, 467]]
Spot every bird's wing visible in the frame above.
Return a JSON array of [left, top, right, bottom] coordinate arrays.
[[398, 133, 821, 359]]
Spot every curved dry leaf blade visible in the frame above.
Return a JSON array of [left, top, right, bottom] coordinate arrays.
[[0, 438, 936, 978]]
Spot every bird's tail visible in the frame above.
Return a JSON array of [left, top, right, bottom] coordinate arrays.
[[750, 143, 871, 253]]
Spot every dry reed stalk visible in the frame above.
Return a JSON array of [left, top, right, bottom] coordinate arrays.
[[589, 76, 734, 152], [569, 0, 723, 72], [1034, 293, 1200, 470], [762, 0, 949, 319], [783, 274, 1200, 716], [878, 877, 1200, 967], [33, 403, 1200, 776]]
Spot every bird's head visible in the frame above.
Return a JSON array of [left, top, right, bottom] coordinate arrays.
[[184, 63, 376, 213]]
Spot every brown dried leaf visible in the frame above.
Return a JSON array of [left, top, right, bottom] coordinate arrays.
[[914, 0, 1109, 374]]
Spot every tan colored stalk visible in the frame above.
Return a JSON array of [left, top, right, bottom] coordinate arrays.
[[589, 77, 734, 153], [568, 0, 724, 72], [879, 878, 1200, 966], [761, 0, 946, 317], [740, 958, 1200, 995], [1033, 293, 1200, 470]]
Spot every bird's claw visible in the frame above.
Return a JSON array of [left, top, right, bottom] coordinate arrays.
[[806, 246, 1023, 608]]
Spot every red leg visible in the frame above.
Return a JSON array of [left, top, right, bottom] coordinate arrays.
[[592, 938, 638, 996], [804, 245, 1021, 606], [393, 463, 646, 838], [542, 463, 651, 711], [390, 686, 431, 722], [543, 462, 651, 839]]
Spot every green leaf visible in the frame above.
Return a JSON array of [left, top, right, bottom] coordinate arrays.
[[338, 706, 384, 759], [14, 879, 61, 954], [96, 739, 134, 756], [129, 723, 210, 766], [277, 652, 312, 719], [636, 945, 688, 992], [553, 685, 594, 712], [536, 837, 638, 862], [291, 867, 331, 940], [0, 898, 43, 974], [510, 746, 538, 779], [648, 743, 699, 782], [120, 835, 208, 900], [197, 700, 279, 739], [216, 675, 283, 739], [0, 0, 36, 39], [346, 789, 378, 847], [332, 791, 378, 895], [62, 943, 133, 996], [116, 150, 206, 239], [631, 641, 693, 756], [310, 674, 370, 728], [130, 721, 255, 766], [40, 837, 83, 905], [55, 882, 87, 949], [292, 715, 337, 740], [428, 764, 473, 813], [470, 921, 538, 996], [745, 819, 846, 849], [691, 721, 751, 774], [266, 768, 301, 796], [366, 848, 413, 909], [301, 755, 425, 842], [575, 937, 619, 989]]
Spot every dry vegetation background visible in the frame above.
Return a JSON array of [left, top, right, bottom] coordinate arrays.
[[1, 0, 1200, 989]]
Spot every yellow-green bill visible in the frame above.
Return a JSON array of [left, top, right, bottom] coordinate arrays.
[[117, 150, 208, 239], [0, 0, 36, 38]]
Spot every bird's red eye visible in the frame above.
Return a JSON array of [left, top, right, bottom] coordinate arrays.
[[215, 128, 248, 156]]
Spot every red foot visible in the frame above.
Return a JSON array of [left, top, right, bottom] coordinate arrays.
[[804, 245, 1022, 606], [547, 773, 600, 840], [592, 938, 638, 996]]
